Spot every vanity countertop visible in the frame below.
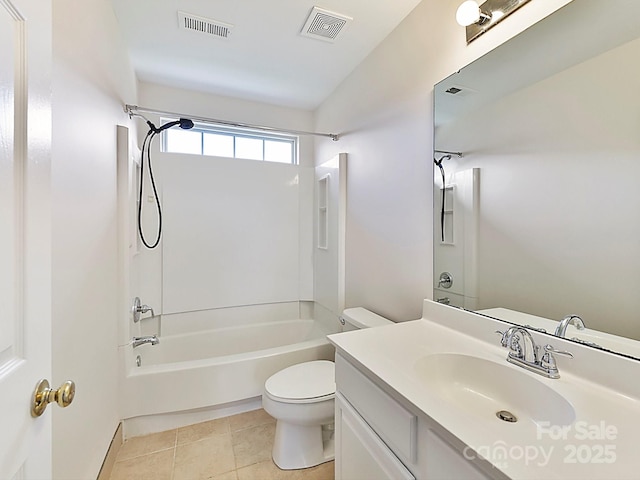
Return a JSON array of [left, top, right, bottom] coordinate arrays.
[[328, 311, 640, 480]]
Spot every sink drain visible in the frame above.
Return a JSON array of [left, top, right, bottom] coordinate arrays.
[[496, 410, 518, 423]]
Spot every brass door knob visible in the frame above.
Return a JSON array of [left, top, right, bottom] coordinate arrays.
[[31, 379, 76, 417]]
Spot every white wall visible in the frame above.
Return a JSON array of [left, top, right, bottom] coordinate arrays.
[[51, 0, 137, 478], [313, 0, 572, 322], [436, 36, 640, 339]]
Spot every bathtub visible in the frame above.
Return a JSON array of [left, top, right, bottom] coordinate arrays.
[[120, 303, 339, 427]]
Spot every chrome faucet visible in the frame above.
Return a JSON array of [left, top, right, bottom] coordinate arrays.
[[555, 314, 585, 337], [132, 297, 155, 323], [497, 327, 572, 379], [132, 335, 159, 348], [498, 326, 538, 364]]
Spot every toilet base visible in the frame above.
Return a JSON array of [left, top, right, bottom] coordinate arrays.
[[272, 421, 335, 470]]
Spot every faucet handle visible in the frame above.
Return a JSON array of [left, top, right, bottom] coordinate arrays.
[[495, 330, 509, 347], [539, 344, 573, 379], [495, 327, 521, 351], [132, 297, 155, 323], [543, 344, 574, 358]]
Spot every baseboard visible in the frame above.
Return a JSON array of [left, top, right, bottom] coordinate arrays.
[[96, 423, 123, 480]]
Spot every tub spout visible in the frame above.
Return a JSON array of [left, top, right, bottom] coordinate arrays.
[[132, 335, 159, 348]]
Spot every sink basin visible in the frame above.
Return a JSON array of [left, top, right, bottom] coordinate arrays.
[[414, 353, 575, 427]]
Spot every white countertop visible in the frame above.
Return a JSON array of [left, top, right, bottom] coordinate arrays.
[[328, 313, 640, 480]]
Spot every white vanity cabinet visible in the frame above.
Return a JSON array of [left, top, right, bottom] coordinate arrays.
[[336, 393, 415, 480], [335, 353, 499, 480]]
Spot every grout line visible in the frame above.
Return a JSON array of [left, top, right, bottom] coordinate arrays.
[[170, 428, 178, 480], [115, 445, 176, 463], [230, 420, 276, 435], [169, 445, 177, 480]]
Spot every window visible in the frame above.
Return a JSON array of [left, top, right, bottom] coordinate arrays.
[[162, 119, 297, 164]]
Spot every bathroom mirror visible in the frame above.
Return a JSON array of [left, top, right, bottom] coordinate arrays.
[[433, 0, 640, 360]]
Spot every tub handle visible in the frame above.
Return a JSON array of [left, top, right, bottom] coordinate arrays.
[[132, 297, 155, 323]]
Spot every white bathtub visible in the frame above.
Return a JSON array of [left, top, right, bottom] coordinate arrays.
[[120, 303, 339, 426]]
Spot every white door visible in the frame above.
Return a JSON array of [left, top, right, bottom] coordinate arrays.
[[0, 0, 54, 477]]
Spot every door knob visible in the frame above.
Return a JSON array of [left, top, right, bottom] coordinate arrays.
[[31, 379, 76, 417]]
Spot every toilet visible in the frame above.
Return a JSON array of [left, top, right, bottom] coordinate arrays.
[[262, 307, 393, 470]]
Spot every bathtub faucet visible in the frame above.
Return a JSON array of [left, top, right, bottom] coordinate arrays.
[[132, 297, 155, 323], [132, 335, 159, 348]]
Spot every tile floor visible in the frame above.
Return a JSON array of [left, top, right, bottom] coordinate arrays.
[[109, 409, 335, 480]]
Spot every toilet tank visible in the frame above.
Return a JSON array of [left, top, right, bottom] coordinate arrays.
[[340, 307, 393, 331]]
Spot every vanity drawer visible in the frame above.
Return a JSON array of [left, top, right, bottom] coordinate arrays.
[[336, 353, 417, 463]]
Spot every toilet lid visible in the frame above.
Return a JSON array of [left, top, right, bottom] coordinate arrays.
[[265, 360, 335, 401]]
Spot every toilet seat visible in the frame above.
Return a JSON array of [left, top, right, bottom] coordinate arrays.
[[264, 360, 335, 404]]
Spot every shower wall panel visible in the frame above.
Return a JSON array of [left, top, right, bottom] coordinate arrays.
[[160, 154, 309, 314]]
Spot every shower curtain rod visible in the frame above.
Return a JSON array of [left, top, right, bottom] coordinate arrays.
[[124, 104, 340, 141]]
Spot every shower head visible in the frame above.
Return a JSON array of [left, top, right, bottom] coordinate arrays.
[[178, 118, 195, 130], [147, 118, 195, 134]]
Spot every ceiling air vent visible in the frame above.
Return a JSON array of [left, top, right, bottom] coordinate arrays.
[[178, 11, 234, 39], [444, 85, 477, 97], [300, 7, 352, 43]]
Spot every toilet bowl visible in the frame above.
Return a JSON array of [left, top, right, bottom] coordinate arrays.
[[262, 308, 393, 470]]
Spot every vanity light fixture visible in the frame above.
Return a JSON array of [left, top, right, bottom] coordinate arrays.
[[456, 0, 532, 43], [456, 0, 492, 27]]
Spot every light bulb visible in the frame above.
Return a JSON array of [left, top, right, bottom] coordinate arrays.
[[456, 1, 481, 26], [491, 10, 505, 21]]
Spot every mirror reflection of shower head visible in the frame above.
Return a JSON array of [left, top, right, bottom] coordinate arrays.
[[434, 154, 451, 166], [434, 154, 451, 243]]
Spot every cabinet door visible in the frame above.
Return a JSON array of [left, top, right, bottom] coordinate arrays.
[[336, 393, 415, 480]]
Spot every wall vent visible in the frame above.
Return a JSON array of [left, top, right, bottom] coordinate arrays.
[[178, 11, 234, 39], [300, 7, 352, 43]]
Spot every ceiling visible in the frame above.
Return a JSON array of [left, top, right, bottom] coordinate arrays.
[[110, 0, 423, 110]]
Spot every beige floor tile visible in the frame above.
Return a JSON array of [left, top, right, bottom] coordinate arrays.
[[116, 429, 177, 462], [236, 459, 291, 480], [229, 408, 275, 432], [236, 460, 334, 480], [298, 461, 335, 480], [231, 422, 276, 468], [212, 471, 239, 480], [173, 434, 236, 480], [109, 409, 331, 480], [178, 417, 230, 445], [109, 449, 174, 480]]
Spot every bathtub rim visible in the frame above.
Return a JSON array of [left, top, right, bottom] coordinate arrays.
[[128, 335, 331, 376]]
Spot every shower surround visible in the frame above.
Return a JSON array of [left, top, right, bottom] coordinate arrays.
[[121, 146, 346, 436]]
